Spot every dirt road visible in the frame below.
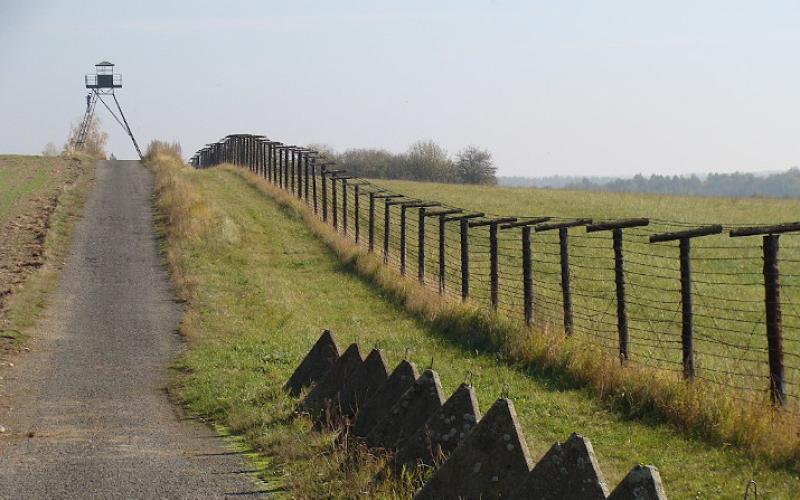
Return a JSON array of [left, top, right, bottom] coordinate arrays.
[[0, 160, 263, 498]]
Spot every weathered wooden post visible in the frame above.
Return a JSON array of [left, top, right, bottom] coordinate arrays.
[[304, 153, 311, 203], [384, 200, 395, 264], [331, 173, 338, 230], [340, 177, 354, 235], [461, 219, 470, 300], [500, 218, 551, 326], [289, 148, 296, 193], [277, 147, 284, 189], [369, 192, 376, 251], [370, 194, 401, 253], [284, 148, 291, 190], [469, 218, 517, 310], [260, 138, 267, 177], [268, 142, 276, 183], [397, 201, 438, 277], [311, 158, 318, 213], [730, 222, 800, 407], [382, 198, 409, 265], [297, 150, 305, 199], [400, 204, 410, 275], [535, 219, 592, 336], [255, 138, 262, 175], [438, 213, 484, 301], [279, 147, 285, 186], [321, 167, 329, 222], [418, 207, 426, 283], [650, 225, 723, 379], [586, 219, 650, 360], [424, 209, 463, 294], [353, 185, 361, 243]]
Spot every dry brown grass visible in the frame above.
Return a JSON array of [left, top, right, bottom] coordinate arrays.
[[148, 152, 212, 305]]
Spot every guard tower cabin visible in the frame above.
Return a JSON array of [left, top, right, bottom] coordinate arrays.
[[85, 61, 121, 92]]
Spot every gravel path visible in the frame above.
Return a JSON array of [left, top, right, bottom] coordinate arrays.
[[0, 160, 264, 499]]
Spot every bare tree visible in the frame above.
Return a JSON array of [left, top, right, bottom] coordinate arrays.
[[41, 142, 60, 157], [406, 140, 457, 182], [456, 146, 497, 185], [65, 115, 108, 158]]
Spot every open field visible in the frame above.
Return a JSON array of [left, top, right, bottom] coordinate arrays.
[[359, 179, 800, 408], [151, 154, 800, 498], [0, 155, 94, 348]]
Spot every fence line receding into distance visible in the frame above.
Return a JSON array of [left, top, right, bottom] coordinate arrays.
[[190, 134, 800, 410]]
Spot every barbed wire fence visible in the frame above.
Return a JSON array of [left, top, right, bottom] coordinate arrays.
[[190, 134, 800, 412]]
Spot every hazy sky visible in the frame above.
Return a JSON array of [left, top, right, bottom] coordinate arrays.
[[1, 1, 798, 177]]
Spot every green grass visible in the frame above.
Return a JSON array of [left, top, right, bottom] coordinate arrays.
[[349, 179, 800, 408], [0, 156, 56, 222], [152, 158, 800, 498]]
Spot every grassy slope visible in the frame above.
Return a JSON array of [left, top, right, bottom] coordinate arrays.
[[0, 155, 95, 343], [156, 161, 799, 498]]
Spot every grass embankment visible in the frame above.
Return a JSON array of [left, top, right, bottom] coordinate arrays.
[[0, 154, 95, 347], [150, 153, 800, 498]]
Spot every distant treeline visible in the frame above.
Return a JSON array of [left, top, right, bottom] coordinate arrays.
[[561, 169, 800, 198], [310, 140, 497, 185], [500, 175, 619, 189]]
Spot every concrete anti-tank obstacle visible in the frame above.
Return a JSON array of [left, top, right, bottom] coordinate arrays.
[[413, 398, 533, 500], [366, 369, 445, 450], [391, 383, 481, 473], [298, 343, 363, 423], [352, 359, 419, 438], [607, 464, 667, 500], [284, 329, 341, 397], [338, 348, 390, 418], [509, 432, 608, 500]]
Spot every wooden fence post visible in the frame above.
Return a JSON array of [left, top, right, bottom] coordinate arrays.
[[461, 219, 470, 301], [373, 194, 401, 258], [277, 148, 283, 188], [444, 213, 484, 302], [384, 201, 392, 264], [354, 185, 361, 243], [311, 159, 318, 213], [501, 218, 551, 327], [297, 150, 304, 199], [587, 219, 650, 361], [331, 174, 338, 230], [289, 148, 296, 193], [469, 218, 517, 310], [321, 168, 328, 222], [304, 154, 310, 203], [341, 178, 350, 235], [536, 219, 592, 336], [523, 226, 533, 326], [403, 205, 413, 274], [284, 148, 290, 189], [418, 208, 426, 283], [764, 235, 785, 406], [651, 224, 723, 379], [439, 215, 446, 294], [731, 222, 800, 406], [396, 202, 438, 278], [424, 209, 463, 295], [369, 192, 376, 251]]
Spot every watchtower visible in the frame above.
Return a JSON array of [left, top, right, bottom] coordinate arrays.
[[74, 61, 142, 159], [85, 61, 122, 92]]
